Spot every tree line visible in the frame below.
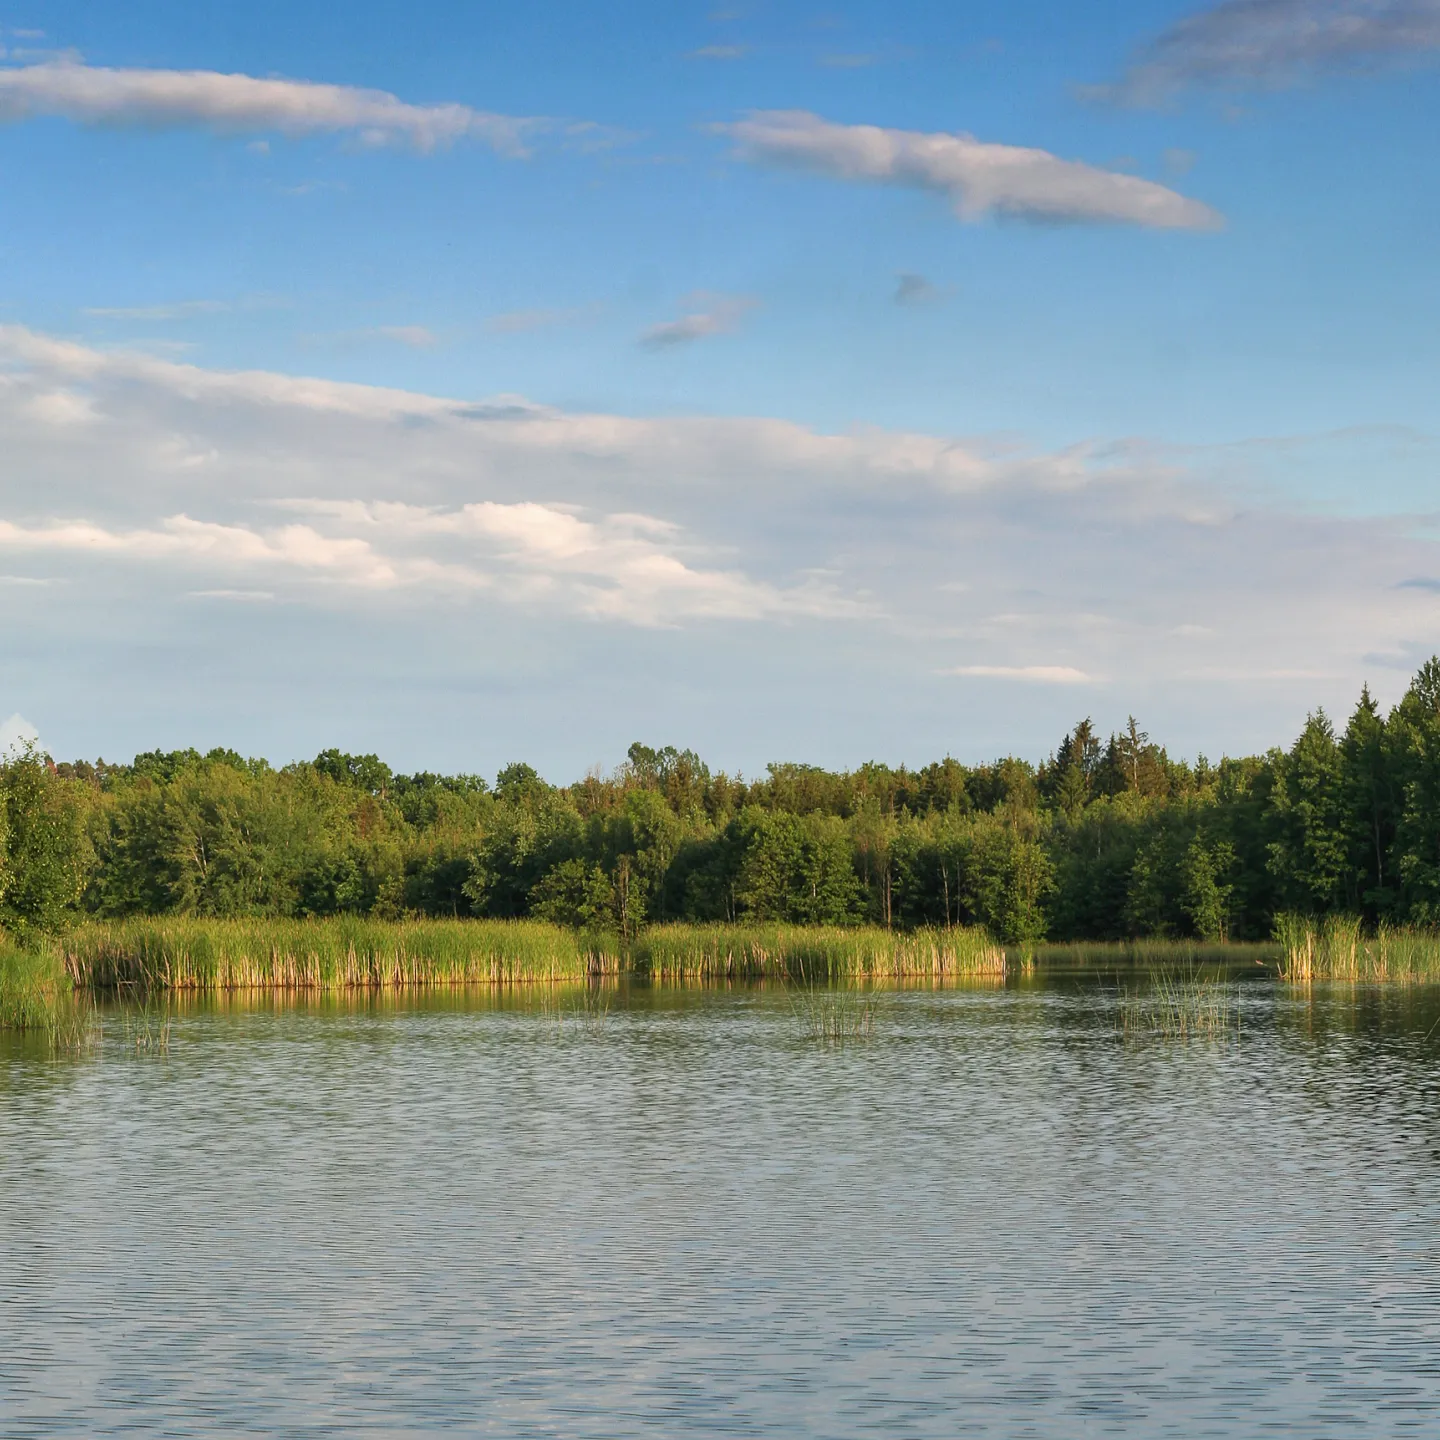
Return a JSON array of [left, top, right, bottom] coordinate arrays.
[[6, 659, 1440, 944]]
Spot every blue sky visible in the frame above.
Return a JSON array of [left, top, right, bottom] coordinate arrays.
[[2, 0, 1440, 777]]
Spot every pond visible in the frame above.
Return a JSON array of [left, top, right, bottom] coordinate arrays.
[[4, 973, 1440, 1437]]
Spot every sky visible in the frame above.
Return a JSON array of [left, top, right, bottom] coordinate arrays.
[[2, 0, 1440, 779]]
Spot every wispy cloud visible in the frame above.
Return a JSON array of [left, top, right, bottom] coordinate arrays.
[[641, 293, 756, 348], [718, 110, 1223, 228], [1092, 0, 1440, 106], [945, 665, 1095, 683], [687, 44, 749, 60], [375, 325, 438, 348], [84, 299, 230, 321], [485, 306, 591, 334], [0, 59, 536, 152], [894, 272, 944, 306]]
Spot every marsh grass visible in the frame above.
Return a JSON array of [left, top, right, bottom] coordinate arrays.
[[64, 917, 624, 990], [1118, 963, 1241, 1042], [535, 982, 613, 1035], [120, 1007, 173, 1056], [0, 937, 96, 1051], [1275, 914, 1440, 983], [633, 924, 1004, 981], [1037, 939, 1271, 971]]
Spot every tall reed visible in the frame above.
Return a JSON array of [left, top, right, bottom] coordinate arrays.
[[0, 937, 93, 1048], [64, 916, 622, 990], [1274, 914, 1440, 983], [630, 924, 1005, 980]]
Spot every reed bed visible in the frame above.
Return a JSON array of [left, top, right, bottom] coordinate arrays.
[[63, 917, 623, 990], [0, 937, 93, 1048], [631, 924, 1005, 981], [1275, 914, 1440, 983], [1033, 939, 1274, 970]]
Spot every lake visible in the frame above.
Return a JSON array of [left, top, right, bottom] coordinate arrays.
[[4, 973, 1440, 1437]]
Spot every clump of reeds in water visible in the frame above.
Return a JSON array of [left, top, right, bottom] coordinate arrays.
[[1118, 964, 1240, 1042], [535, 983, 613, 1035], [633, 924, 1004, 981], [787, 983, 881, 1044], [64, 916, 624, 990], [1274, 914, 1440, 983], [121, 1008, 173, 1055]]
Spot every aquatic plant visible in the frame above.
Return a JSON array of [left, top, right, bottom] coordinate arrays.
[[631, 923, 1004, 981], [787, 983, 881, 1043], [1274, 914, 1440, 983], [1118, 964, 1240, 1041], [64, 916, 624, 990], [0, 936, 94, 1050], [1034, 938, 1270, 971]]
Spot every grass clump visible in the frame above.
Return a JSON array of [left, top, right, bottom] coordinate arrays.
[[64, 916, 623, 990], [0, 935, 93, 1049], [1119, 964, 1240, 1042], [632, 924, 1004, 981], [1274, 914, 1440, 983], [787, 983, 881, 1044]]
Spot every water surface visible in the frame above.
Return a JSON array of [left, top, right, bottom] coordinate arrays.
[[4, 975, 1440, 1437]]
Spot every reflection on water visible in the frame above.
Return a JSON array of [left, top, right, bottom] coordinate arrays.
[[4, 974, 1440, 1437]]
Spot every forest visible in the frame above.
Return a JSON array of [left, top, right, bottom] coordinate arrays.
[[4, 659, 1440, 947]]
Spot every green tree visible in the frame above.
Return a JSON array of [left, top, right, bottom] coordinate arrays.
[[732, 808, 860, 924], [0, 744, 88, 939], [1267, 711, 1348, 914], [529, 859, 617, 929]]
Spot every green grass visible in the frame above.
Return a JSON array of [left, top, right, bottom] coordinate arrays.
[[1275, 914, 1440, 983], [58, 917, 1005, 991], [64, 916, 624, 990], [631, 923, 1005, 980], [1032, 939, 1275, 970], [0, 936, 93, 1048]]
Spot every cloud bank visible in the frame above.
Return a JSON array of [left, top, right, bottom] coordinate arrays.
[[0, 60, 532, 152], [1, 326, 1437, 766], [1097, 0, 1440, 105], [719, 110, 1222, 228]]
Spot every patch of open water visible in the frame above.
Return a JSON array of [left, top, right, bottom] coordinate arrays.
[[4, 976, 1440, 1437]]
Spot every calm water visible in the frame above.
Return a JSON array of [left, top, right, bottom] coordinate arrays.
[[5, 975, 1440, 1437]]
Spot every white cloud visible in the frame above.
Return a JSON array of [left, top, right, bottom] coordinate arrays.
[[2, 326, 1439, 768], [1095, 0, 1440, 105], [641, 294, 757, 348], [0, 59, 534, 153], [719, 110, 1223, 228], [0, 711, 40, 756]]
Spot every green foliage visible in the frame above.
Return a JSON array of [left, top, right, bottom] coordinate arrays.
[[529, 859, 617, 929], [27, 663, 1440, 945], [732, 808, 861, 924], [0, 743, 88, 940]]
